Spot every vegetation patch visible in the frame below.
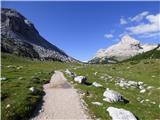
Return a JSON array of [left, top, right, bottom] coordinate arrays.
[[1, 53, 77, 120], [65, 59, 160, 120]]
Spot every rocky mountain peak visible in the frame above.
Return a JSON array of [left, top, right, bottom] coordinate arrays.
[[120, 35, 140, 45], [1, 8, 77, 62], [1, 8, 22, 18], [91, 35, 157, 63]]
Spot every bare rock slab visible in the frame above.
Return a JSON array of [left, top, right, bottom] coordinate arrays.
[[92, 82, 103, 87], [74, 76, 87, 84], [107, 107, 137, 120], [103, 88, 126, 103]]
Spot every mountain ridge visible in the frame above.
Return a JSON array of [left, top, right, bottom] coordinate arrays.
[[90, 35, 158, 63], [1, 8, 78, 62]]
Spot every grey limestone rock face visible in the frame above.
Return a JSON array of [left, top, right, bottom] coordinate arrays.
[[1, 8, 77, 62]]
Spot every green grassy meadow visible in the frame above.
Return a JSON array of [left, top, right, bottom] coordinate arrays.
[[1, 53, 80, 120], [1, 53, 160, 120], [65, 59, 160, 120]]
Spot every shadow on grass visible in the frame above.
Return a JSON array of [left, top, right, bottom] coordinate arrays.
[[123, 98, 129, 104], [30, 92, 46, 119], [83, 81, 92, 86], [135, 116, 140, 120]]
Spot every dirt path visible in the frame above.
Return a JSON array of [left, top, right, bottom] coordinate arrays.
[[31, 71, 90, 120]]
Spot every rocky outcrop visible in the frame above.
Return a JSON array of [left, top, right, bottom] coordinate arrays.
[[103, 88, 126, 103], [1, 8, 77, 62], [90, 35, 157, 63], [74, 76, 87, 84], [107, 107, 137, 120]]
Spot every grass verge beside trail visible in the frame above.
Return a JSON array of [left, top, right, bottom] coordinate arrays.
[[1, 53, 79, 120], [65, 59, 160, 120]]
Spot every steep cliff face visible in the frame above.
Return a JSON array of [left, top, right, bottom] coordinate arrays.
[[90, 35, 157, 63], [1, 8, 77, 62]]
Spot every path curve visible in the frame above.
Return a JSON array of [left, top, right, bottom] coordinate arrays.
[[30, 71, 90, 120]]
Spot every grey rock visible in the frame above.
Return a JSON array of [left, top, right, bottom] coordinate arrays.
[[91, 102, 103, 106], [0, 77, 7, 81], [140, 89, 146, 93], [150, 101, 156, 104], [65, 69, 76, 77], [138, 81, 144, 85], [18, 77, 24, 80], [147, 86, 153, 90], [139, 85, 144, 90], [5, 104, 11, 109], [1, 8, 77, 62], [29, 87, 38, 94], [92, 82, 102, 87], [107, 107, 137, 120], [103, 88, 126, 103], [74, 76, 87, 84]]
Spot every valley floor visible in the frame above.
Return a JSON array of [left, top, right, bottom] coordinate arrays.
[[1, 53, 160, 120], [31, 71, 90, 120]]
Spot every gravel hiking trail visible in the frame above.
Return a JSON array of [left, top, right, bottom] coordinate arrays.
[[30, 71, 90, 120]]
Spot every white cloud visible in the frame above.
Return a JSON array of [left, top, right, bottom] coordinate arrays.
[[139, 32, 160, 38], [119, 11, 149, 25], [126, 13, 160, 35], [104, 34, 113, 39], [146, 14, 160, 23], [130, 11, 149, 22], [120, 17, 127, 25]]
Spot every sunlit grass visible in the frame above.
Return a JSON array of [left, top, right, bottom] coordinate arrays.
[[66, 59, 160, 120]]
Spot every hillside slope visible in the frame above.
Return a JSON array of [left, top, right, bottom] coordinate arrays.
[[89, 35, 158, 63], [124, 45, 160, 62], [1, 8, 77, 62]]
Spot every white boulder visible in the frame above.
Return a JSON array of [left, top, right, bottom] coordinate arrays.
[[91, 102, 103, 106], [74, 76, 87, 84], [65, 69, 76, 77], [92, 82, 103, 87], [140, 100, 144, 103], [16, 66, 23, 70], [65, 69, 71, 74], [94, 72, 98, 76], [107, 107, 137, 120], [6, 104, 11, 109], [150, 101, 156, 104], [140, 89, 146, 93], [138, 81, 143, 85], [103, 88, 125, 103], [29, 87, 38, 94], [139, 85, 144, 90], [7, 65, 13, 68], [0, 77, 7, 81], [128, 81, 138, 86], [116, 78, 146, 90], [145, 99, 150, 102], [18, 77, 24, 80], [147, 86, 153, 90]]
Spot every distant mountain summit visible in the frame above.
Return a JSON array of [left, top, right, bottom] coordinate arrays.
[[90, 35, 158, 63], [1, 8, 77, 62], [120, 34, 140, 45]]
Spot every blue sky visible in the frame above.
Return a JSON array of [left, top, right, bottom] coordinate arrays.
[[2, 1, 160, 61]]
